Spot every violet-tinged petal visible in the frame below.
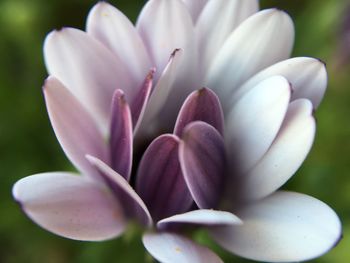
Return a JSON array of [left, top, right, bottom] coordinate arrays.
[[174, 88, 224, 137], [130, 68, 155, 134], [136, 0, 195, 79], [239, 99, 316, 201], [143, 232, 223, 263], [225, 76, 291, 174], [135, 134, 193, 222], [234, 57, 328, 108], [109, 90, 133, 181], [43, 76, 108, 181], [44, 28, 135, 134], [157, 209, 242, 230], [137, 0, 199, 125], [196, 0, 258, 76], [179, 121, 225, 209], [137, 49, 182, 137], [206, 9, 294, 113], [181, 0, 208, 23], [210, 191, 342, 262], [12, 172, 126, 241], [86, 156, 152, 227], [87, 2, 152, 89]]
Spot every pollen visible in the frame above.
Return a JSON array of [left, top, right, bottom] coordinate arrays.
[[175, 247, 182, 253]]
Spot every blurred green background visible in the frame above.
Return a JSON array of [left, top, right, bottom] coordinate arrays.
[[0, 0, 349, 262]]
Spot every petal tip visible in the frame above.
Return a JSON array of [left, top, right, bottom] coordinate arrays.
[[316, 57, 327, 67], [169, 48, 183, 60], [112, 89, 128, 105]]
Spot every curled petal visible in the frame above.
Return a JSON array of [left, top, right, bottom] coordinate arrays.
[[12, 172, 126, 241], [137, 49, 182, 137], [234, 57, 328, 108], [109, 90, 133, 180], [157, 209, 242, 230], [143, 232, 223, 263], [43, 76, 108, 181], [174, 88, 224, 137], [87, 1, 152, 89], [206, 9, 294, 112], [44, 28, 134, 134], [239, 99, 316, 201], [136, 134, 193, 221], [210, 191, 342, 262], [87, 156, 152, 227], [226, 76, 291, 173], [179, 121, 225, 209], [137, 0, 198, 125], [130, 68, 155, 133]]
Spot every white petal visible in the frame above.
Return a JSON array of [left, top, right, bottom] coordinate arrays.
[[87, 2, 151, 87], [44, 28, 135, 134], [196, 0, 258, 77], [211, 191, 342, 262], [234, 57, 328, 108], [239, 99, 316, 201], [206, 9, 294, 112], [143, 232, 223, 263], [226, 76, 291, 173], [157, 209, 242, 229], [12, 172, 126, 241], [136, 0, 196, 79], [181, 0, 208, 23], [43, 76, 109, 180]]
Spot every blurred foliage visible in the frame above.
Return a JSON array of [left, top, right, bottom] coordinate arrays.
[[0, 0, 349, 262]]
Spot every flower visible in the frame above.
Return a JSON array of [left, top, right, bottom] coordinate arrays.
[[13, 1, 342, 262]]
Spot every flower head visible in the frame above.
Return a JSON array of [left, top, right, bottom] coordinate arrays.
[[13, 1, 341, 262]]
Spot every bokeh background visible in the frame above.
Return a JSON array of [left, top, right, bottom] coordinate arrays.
[[0, 0, 349, 262]]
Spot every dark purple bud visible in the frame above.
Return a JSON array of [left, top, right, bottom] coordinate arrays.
[[179, 121, 225, 209], [136, 134, 193, 221], [174, 88, 224, 137], [109, 89, 133, 181]]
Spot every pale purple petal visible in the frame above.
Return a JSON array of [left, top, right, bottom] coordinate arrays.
[[130, 68, 155, 133], [174, 88, 224, 137], [143, 232, 223, 263], [239, 99, 316, 201], [211, 191, 342, 262], [196, 0, 258, 76], [206, 9, 294, 112], [179, 121, 225, 209], [181, 0, 208, 23], [12, 172, 126, 241], [136, 0, 195, 79], [234, 57, 328, 108], [43, 76, 108, 181], [136, 134, 193, 221], [157, 209, 242, 230], [137, 49, 182, 137], [137, 0, 200, 131], [109, 90, 133, 181], [225, 76, 291, 174], [87, 2, 152, 88], [87, 156, 153, 227], [44, 28, 135, 134]]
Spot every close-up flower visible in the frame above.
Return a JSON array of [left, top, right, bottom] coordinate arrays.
[[11, 0, 342, 262]]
